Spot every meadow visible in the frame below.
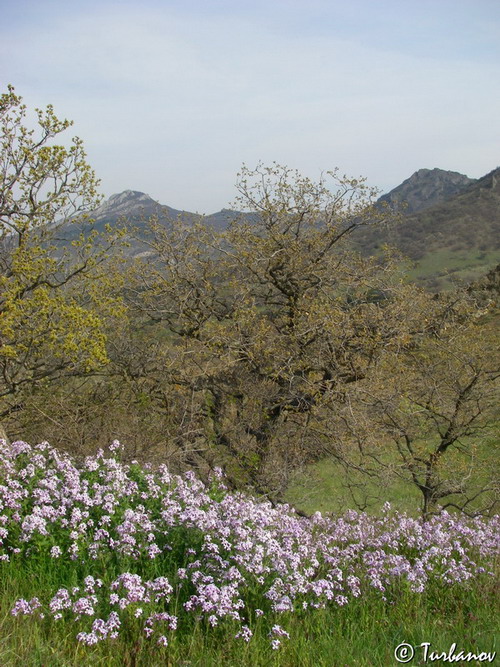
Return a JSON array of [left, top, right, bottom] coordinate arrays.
[[0, 439, 498, 666]]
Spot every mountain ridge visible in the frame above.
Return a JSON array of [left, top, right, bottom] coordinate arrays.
[[363, 166, 500, 288], [91, 167, 482, 228], [77, 166, 500, 290], [377, 167, 475, 214]]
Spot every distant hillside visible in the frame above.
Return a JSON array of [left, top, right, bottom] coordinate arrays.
[[78, 190, 241, 236], [378, 168, 474, 214], [396, 167, 500, 288], [399, 167, 500, 255], [92, 190, 181, 226], [65, 165, 500, 291], [355, 167, 500, 290]]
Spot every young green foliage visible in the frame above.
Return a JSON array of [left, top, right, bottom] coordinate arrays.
[[0, 86, 124, 422]]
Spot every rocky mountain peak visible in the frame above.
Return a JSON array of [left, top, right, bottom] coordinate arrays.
[[109, 190, 153, 204], [93, 190, 159, 221], [474, 166, 500, 193], [378, 168, 475, 214]]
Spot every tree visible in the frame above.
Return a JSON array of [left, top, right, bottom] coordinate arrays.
[[119, 163, 498, 515], [0, 86, 124, 428], [333, 303, 499, 517], [124, 164, 429, 496]]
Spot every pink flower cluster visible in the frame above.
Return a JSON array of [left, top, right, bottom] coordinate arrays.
[[1, 440, 498, 648]]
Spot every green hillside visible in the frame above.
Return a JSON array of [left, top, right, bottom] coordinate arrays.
[[354, 167, 500, 289]]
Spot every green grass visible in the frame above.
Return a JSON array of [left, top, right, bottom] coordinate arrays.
[[285, 426, 499, 517], [285, 458, 422, 517], [1, 569, 498, 666], [405, 249, 500, 290]]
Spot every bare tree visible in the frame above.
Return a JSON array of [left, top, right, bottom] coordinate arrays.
[[330, 305, 499, 517]]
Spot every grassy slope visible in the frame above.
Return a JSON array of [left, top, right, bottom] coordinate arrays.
[[285, 428, 499, 518], [407, 249, 500, 290], [353, 167, 500, 290], [1, 582, 497, 666]]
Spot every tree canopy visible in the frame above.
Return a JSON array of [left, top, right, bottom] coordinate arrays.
[[0, 86, 123, 420]]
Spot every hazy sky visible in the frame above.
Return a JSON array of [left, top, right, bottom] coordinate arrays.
[[2, 0, 499, 212]]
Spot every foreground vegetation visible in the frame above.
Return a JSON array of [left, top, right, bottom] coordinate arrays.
[[2, 86, 498, 521], [0, 440, 498, 666], [1, 85, 499, 664]]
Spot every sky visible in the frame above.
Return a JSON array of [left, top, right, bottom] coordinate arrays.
[[1, 0, 499, 213]]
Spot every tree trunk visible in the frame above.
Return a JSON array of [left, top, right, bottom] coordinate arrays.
[[0, 423, 9, 445]]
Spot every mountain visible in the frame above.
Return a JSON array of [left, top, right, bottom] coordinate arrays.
[[84, 167, 487, 243], [377, 168, 475, 214], [83, 190, 242, 234], [359, 167, 500, 289], [71, 165, 500, 291], [92, 190, 181, 226]]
